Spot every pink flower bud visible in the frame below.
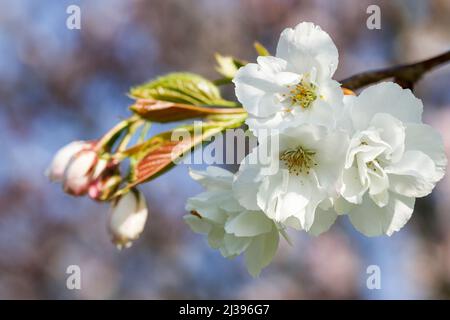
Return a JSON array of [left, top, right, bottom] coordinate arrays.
[[46, 141, 89, 182], [108, 189, 148, 249], [88, 173, 122, 201], [63, 149, 107, 196]]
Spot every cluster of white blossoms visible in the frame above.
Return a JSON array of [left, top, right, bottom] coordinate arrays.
[[185, 22, 447, 276]]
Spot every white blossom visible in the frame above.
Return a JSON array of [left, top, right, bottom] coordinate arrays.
[[339, 82, 447, 236], [233, 22, 343, 135], [184, 167, 281, 277], [233, 124, 349, 234]]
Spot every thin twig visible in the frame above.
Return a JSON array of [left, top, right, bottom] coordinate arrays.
[[340, 50, 450, 90]]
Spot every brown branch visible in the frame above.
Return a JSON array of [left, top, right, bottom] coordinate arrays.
[[340, 50, 450, 90]]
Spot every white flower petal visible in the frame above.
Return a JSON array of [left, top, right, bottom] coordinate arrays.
[[302, 191, 327, 231], [293, 98, 336, 128], [283, 216, 302, 230], [276, 22, 338, 79], [369, 189, 389, 208], [185, 191, 229, 224], [245, 112, 285, 136], [317, 78, 344, 107], [308, 207, 338, 236], [233, 164, 261, 210], [348, 193, 414, 236], [186, 167, 284, 276], [233, 59, 286, 117], [188, 166, 233, 190], [222, 234, 251, 257], [279, 187, 311, 224], [337, 95, 356, 132], [386, 150, 438, 197], [404, 123, 447, 182], [367, 162, 389, 199], [280, 124, 328, 150], [256, 170, 289, 221], [225, 211, 273, 237], [351, 82, 423, 131], [345, 130, 390, 168], [109, 190, 148, 248], [273, 71, 302, 87], [256, 56, 288, 74], [183, 215, 212, 234], [244, 228, 279, 277], [258, 171, 312, 223], [334, 196, 355, 215], [314, 130, 349, 191], [341, 165, 368, 204], [208, 226, 225, 249], [370, 113, 406, 162]]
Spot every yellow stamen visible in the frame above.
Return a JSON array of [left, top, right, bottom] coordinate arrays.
[[287, 79, 317, 109], [280, 146, 317, 175]]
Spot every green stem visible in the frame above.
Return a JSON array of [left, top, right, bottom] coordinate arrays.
[[213, 77, 233, 86], [138, 122, 152, 144], [96, 115, 140, 153], [116, 119, 145, 152]]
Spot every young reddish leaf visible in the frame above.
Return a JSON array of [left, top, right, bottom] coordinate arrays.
[[116, 114, 247, 193], [133, 136, 182, 183], [130, 99, 245, 123]]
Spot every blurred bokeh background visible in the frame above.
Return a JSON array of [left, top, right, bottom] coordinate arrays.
[[0, 0, 450, 299]]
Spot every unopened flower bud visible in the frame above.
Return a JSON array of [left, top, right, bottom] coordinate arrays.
[[63, 150, 107, 196], [89, 174, 122, 201], [46, 141, 89, 182], [108, 189, 148, 249]]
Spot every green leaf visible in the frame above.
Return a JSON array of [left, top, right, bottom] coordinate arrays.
[[254, 41, 270, 56], [214, 53, 247, 83], [129, 72, 234, 107], [214, 53, 241, 79]]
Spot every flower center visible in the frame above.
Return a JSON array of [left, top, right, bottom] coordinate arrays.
[[280, 146, 317, 175], [285, 79, 317, 109], [367, 160, 377, 171]]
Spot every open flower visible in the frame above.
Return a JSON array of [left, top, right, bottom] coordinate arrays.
[[184, 166, 281, 277], [46, 141, 90, 182], [233, 124, 349, 234], [233, 22, 343, 135], [339, 82, 447, 236], [108, 189, 148, 249]]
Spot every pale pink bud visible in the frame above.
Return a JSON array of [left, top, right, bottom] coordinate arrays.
[[46, 141, 89, 182], [63, 149, 106, 196], [88, 174, 122, 201], [92, 158, 109, 180], [108, 189, 148, 249]]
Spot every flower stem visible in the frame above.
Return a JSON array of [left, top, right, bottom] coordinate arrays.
[[96, 115, 140, 153]]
